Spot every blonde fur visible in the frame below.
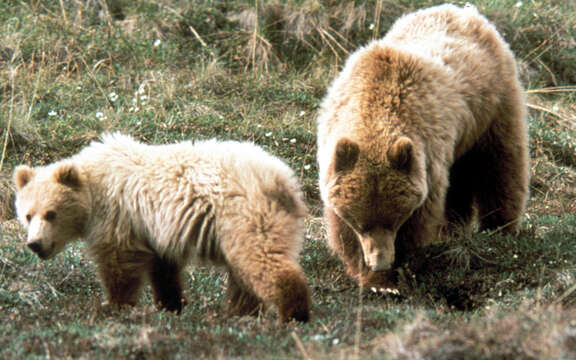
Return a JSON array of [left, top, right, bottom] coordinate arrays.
[[14, 133, 310, 322]]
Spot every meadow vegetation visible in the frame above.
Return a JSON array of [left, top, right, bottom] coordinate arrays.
[[1, 0, 575, 358]]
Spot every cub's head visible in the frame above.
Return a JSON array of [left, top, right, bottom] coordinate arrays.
[[13, 162, 90, 260], [322, 136, 428, 271]]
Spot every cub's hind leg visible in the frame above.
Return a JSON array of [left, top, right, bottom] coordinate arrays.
[[149, 256, 187, 313], [225, 253, 310, 323], [224, 271, 263, 318]]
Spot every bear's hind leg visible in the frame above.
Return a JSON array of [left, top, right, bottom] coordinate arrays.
[[272, 267, 311, 323], [224, 271, 264, 318], [149, 256, 186, 313], [227, 256, 310, 323], [476, 124, 529, 233]]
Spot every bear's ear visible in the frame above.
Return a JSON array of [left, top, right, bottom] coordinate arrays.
[[13, 165, 35, 190], [334, 138, 359, 173], [54, 163, 83, 189], [388, 137, 414, 171]]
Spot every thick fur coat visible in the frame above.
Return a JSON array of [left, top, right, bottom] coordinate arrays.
[[317, 4, 529, 288], [14, 133, 310, 322]]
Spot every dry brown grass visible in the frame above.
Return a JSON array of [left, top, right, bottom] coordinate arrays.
[[369, 306, 576, 359], [0, 173, 15, 221]]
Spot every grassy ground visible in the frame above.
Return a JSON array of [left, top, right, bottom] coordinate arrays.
[[1, 0, 575, 358]]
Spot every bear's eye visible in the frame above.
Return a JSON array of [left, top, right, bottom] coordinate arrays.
[[25, 214, 32, 223], [44, 211, 57, 222], [362, 224, 375, 233]]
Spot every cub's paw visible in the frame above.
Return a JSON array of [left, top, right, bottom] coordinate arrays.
[[100, 301, 135, 314], [155, 296, 188, 314]]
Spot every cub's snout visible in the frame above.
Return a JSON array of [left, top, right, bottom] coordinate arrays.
[[26, 240, 51, 259]]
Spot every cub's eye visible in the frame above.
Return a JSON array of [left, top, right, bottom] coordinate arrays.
[[44, 211, 57, 221], [25, 214, 32, 223]]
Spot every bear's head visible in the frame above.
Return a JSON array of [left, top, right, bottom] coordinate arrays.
[[322, 136, 428, 271], [13, 162, 90, 260]]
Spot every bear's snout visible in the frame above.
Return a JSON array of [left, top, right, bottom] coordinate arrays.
[[27, 240, 42, 253], [366, 253, 393, 272], [27, 240, 49, 259], [358, 228, 396, 272]]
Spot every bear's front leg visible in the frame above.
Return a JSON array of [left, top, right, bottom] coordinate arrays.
[[92, 246, 152, 309], [149, 256, 187, 314], [325, 207, 363, 279], [394, 200, 445, 276], [97, 264, 145, 308]]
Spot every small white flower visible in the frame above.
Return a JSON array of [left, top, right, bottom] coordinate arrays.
[[153, 39, 162, 47], [265, 131, 273, 137], [304, 164, 311, 170], [299, 110, 306, 117], [76, 86, 82, 90], [514, 1, 523, 7], [48, 110, 57, 116], [290, 138, 296, 144], [109, 92, 118, 102], [369, 23, 375, 30], [332, 338, 340, 345], [137, 86, 146, 95], [95, 111, 106, 121], [513, 254, 518, 259], [140, 94, 148, 101]]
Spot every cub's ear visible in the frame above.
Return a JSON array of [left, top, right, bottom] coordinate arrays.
[[54, 162, 83, 189], [334, 138, 359, 173], [14, 165, 36, 190], [388, 137, 414, 171]]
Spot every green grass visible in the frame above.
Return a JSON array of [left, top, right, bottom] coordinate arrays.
[[1, 0, 575, 358]]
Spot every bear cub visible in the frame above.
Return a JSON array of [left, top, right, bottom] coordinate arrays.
[[14, 133, 310, 322]]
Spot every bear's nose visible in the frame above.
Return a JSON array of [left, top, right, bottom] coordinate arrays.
[[27, 241, 43, 254]]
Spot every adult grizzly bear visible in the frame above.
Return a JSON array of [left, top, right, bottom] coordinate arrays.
[[317, 4, 529, 289], [14, 133, 310, 322]]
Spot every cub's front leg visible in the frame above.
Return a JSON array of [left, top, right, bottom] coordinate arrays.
[[91, 245, 152, 309]]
